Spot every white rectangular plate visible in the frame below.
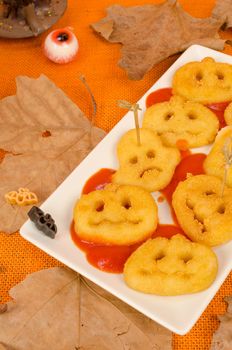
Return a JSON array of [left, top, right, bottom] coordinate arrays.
[[20, 45, 232, 335]]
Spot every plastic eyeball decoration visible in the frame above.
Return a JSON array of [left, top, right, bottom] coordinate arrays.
[[44, 27, 79, 64]]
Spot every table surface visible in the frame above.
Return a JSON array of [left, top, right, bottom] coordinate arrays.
[[0, 0, 232, 349]]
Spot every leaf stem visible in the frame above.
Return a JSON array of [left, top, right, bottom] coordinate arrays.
[[79, 75, 97, 148]]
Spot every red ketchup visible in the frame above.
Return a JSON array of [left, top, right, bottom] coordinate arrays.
[[71, 88, 227, 273], [206, 102, 229, 130], [71, 155, 205, 273], [146, 88, 173, 108], [146, 87, 229, 129]]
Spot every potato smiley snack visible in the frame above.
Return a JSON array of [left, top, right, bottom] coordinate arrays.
[[172, 174, 232, 246], [112, 128, 181, 192], [204, 127, 232, 187], [73, 184, 158, 245], [172, 57, 232, 104], [224, 102, 232, 126], [124, 234, 218, 295], [142, 96, 219, 148]]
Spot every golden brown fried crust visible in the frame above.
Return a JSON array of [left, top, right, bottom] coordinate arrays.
[[204, 127, 232, 187], [112, 128, 181, 192], [124, 234, 218, 295], [172, 174, 232, 246], [224, 102, 232, 126], [172, 57, 232, 104], [73, 184, 158, 245], [143, 95, 219, 148]]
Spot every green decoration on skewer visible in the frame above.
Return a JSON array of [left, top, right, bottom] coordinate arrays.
[[118, 100, 142, 146], [221, 136, 232, 197]]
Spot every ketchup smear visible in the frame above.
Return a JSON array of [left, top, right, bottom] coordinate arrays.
[[71, 152, 205, 273], [71, 87, 222, 273], [146, 87, 173, 107]]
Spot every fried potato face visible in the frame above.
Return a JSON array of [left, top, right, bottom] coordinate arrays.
[[112, 128, 180, 192], [172, 57, 232, 104], [172, 174, 232, 246], [124, 234, 218, 295], [224, 102, 232, 125], [204, 127, 232, 187], [142, 96, 219, 148], [73, 184, 158, 245]]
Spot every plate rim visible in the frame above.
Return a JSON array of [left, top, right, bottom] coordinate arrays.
[[20, 44, 232, 335]]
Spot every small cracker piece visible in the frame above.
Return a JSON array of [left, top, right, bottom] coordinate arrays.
[[5, 188, 38, 206]]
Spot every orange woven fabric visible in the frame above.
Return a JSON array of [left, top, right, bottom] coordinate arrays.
[[0, 0, 232, 349]]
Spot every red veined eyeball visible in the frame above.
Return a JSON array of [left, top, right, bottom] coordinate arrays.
[[43, 27, 79, 64]]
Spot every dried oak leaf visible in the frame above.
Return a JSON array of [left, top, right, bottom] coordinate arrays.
[[0, 267, 79, 349], [0, 75, 106, 233], [80, 277, 172, 350], [0, 305, 7, 314], [211, 296, 232, 350], [91, 0, 225, 80], [0, 267, 172, 350], [213, 0, 232, 29]]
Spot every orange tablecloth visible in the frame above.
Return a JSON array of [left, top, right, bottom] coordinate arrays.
[[1, 0, 232, 348]]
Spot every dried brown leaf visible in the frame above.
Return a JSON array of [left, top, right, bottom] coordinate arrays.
[[213, 0, 232, 29], [80, 277, 172, 350], [0, 267, 172, 350], [0, 304, 7, 314], [211, 296, 232, 350], [0, 344, 9, 350], [91, 0, 225, 80], [0, 75, 106, 233], [0, 267, 80, 349]]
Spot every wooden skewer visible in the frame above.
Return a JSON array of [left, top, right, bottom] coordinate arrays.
[[118, 100, 141, 146]]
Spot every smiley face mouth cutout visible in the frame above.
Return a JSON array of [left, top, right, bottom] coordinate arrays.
[[185, 196, 227, 235], [186, 199, 207, 233], [89, 218, 142, 226], [139, 166, 162, 178]]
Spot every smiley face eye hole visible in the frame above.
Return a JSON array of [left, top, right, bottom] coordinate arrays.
[[186, 199, 194, 210], [130, 156, 138, 164], [181, 255, 193, 263], [146, 150, 155, 158], [187, 113, 197, 120], [217, 204, 225, 214], [204, 190, 216, 196], [95, 201, 105, 212], [216, 71, 224, 80], [164, 112, 174, 121], [155, 251, 165, 261], [122, 198, 132, 209], [196, 71, 203, 81]]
